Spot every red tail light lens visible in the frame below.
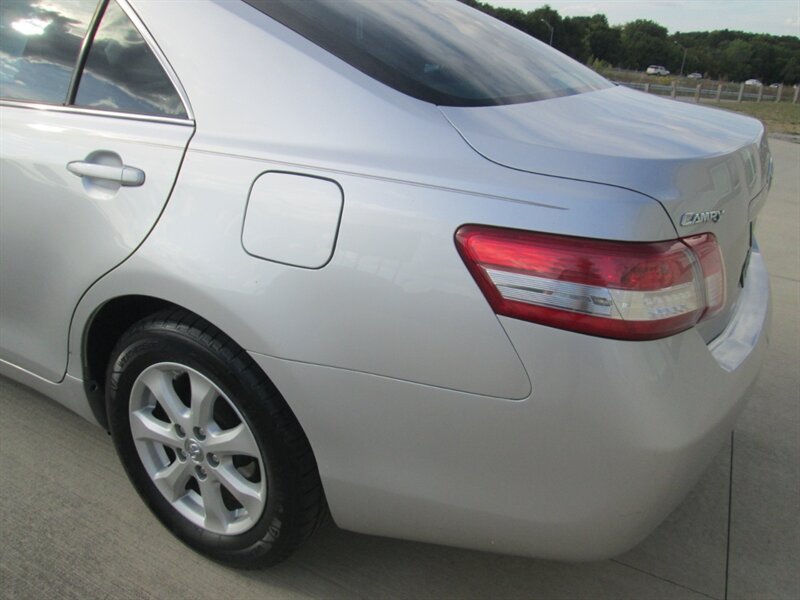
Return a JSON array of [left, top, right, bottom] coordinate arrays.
[[455, 226, 725, 341]]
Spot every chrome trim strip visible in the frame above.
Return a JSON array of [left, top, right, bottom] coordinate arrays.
[[116, 0, 195, 121], [0, 99, 195, 127]]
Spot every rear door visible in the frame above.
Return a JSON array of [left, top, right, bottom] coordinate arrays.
[[0, 0, 194, 381]]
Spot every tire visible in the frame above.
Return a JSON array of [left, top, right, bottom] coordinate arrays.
[[106, 308, 326, 568]]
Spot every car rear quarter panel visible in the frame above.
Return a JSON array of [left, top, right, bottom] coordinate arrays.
[[69, 129, 680, 397], [74, 3, 678, 401]]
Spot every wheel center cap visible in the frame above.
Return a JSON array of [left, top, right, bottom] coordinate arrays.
[[186, 439, 204, 462]]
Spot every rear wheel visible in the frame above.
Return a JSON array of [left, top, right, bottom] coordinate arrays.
[[106, 309, 326, 568]]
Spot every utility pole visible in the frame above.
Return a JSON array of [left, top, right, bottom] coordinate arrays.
[[674, 41, 687, 77], [541, 19, 554, 46]]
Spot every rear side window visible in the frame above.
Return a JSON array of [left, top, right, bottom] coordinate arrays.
[[243, 0, 611, 107], [74, 0, 187, 118], [0, 0, 96, 103]]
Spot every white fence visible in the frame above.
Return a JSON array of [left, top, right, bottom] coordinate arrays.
[[615, 80, 799, 104]]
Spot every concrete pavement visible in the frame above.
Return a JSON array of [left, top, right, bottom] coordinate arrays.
[[1, 139, 798, 600]]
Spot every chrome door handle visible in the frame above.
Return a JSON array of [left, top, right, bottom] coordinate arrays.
[[67, 161, 145, 187]]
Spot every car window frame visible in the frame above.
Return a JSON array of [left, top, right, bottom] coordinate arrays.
[[0, 0, 194, 126]]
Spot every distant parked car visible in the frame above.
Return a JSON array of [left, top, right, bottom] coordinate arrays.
[[646, 65, 670, 75], [769, 83, 781, 88], [687, 72, 703, 79], [744, 79, 762, 87]]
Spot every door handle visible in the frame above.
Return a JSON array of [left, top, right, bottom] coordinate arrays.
[[67, 161, 145, 187]]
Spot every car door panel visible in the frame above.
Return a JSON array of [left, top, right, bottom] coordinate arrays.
[[0, 106, 193, 381]]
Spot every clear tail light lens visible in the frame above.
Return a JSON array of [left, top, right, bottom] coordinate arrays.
[[455, 226, 726, 341], [683, 233, 726, 318]]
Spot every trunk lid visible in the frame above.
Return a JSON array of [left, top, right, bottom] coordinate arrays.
[[440, 86, 772, 341]]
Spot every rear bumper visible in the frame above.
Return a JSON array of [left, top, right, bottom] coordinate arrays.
[[250, 247, 770, 560]]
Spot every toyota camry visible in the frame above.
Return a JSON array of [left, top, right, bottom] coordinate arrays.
[[0, 0, 772, 567]]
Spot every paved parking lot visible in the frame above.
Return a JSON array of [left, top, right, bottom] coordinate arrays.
[[1, 138, 798, 600]]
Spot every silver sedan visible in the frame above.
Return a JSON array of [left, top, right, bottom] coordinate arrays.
[[0, 0, 771, 567]]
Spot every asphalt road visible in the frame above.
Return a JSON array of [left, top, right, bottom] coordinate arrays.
[[1, 139, 798, 600]]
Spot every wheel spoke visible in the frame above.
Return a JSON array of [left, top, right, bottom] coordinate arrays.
[[214, 463, 264, 516], [198, 477, 230, 532], [130, 409, 181, 448], [152, 459, 192, 502], [140, 369, 188, 426], [188, 371, 218, 430], [205, 423, 260, 458]]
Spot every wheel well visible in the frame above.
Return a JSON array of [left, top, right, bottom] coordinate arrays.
[[83, 295, 176, 429]]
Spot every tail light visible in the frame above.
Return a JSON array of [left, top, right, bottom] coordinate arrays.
[[455, 225, 726, 341]]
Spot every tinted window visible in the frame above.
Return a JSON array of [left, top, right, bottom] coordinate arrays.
[[0, 0, 96, 103], [74, 0, 187, 117], [244, 0, 612, 107]]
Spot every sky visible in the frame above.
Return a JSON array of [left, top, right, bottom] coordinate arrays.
[[487, 0, 800, 37]]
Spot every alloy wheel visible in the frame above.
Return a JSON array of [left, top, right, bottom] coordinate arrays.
[[128, 362, 266, 535]]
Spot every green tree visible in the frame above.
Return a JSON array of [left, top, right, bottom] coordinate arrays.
[[585, 15, 623, 65], [620, 20, 673, 70], [720, 39, 754, 81], [781, 57, 800, 83], [456, 0, 800, 85]]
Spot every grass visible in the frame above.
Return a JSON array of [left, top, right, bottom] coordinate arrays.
[[701, 101, 800, 136]]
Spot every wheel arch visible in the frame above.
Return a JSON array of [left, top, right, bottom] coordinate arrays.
[[81, 295, 284, 433], [78, 292, 329, 523], [82, 295, 178, 428]]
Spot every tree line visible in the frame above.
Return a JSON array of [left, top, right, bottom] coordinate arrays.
[[459, 0, 800, 84]]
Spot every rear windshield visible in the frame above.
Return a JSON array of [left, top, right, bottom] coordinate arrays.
[[242, 0, 612, 107]]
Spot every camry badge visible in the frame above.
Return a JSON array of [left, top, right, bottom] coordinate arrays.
[[680, 210, 725, 227]]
